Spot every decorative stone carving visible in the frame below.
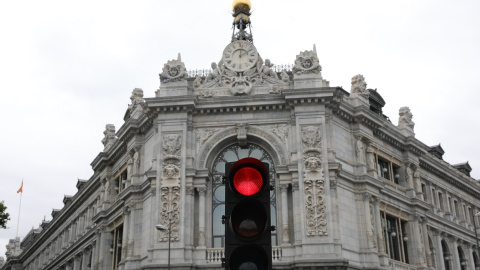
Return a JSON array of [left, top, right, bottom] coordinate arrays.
[[127, 154, 133, 180], [159, 133, 182, 243], [101, 124, 116, 147], [406, 164, 413, 186], [263, 124, 289, 144], [236, 123, 248, 147], [356, 136, 366, 165], [293, 46, 321, 75], [366, 144, 375, 171], [414, 167, 421, 193], [159, 54, 188, 84], [128, 88, 145, 112], [133, 148, 140, 175], [398, 106, 415, 130], [368, 204, 377, 248], [301, 126, 322, 150], [195, 56, 286, 96], [127, 240, 134, 257], [163, 134, 182, 157], [280, 69, 290, 83], [193, 74, 203, 88], [350, 74, 369, 99], [196, 128, 221, 150], [302, 125, 327, 237]]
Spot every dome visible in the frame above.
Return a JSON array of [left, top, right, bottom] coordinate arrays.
[[232, 0, 251, 12]]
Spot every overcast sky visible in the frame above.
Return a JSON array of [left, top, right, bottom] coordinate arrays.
[[1, 0, 480, 259]]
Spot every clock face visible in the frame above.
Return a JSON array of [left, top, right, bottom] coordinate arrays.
[[222, 40, 258, 72]]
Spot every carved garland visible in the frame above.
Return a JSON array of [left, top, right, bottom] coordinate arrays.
[[302, 126, 327, 237], [159, 134, 182, 242]]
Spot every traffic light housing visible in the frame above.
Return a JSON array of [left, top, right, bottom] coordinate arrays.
[[224, 158, 272, 270]]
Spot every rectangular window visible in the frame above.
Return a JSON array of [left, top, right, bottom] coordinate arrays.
[[431, 188, 436, 206], [438, 192, 444, 211], [454, 200, 460, 217], [381, 211, 409, 263], [448, 197, 452, 213], [421, 184, 427, 202]]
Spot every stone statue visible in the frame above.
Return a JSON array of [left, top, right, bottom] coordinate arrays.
[[127, 155, 133, 180], [128, 88, 145, 112], [350, 74, 369, 99], [101, 124, 116, 146], [259, 59, 278, 79], [406, 165, 413, 184], [356, 138, 366, 165], [205, 62, 223, 83], [366, 145, 375, 170], [398, 107, 415, 130], [193, 74, 203, 88], [280, 69, 290, 83], [133, 150, 140, 175]]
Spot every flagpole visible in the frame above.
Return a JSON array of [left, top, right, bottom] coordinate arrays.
[[16, 182, 23, 239]]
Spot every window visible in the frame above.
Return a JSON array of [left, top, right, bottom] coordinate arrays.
[[448, 197, 452, 213], [438, 192, 444, 211], [211, 144, 277, 248], [454, 200, 460, 218], [111, 224, 123, 270], [431, 188, 436, 206], [381, 211, 409, 263], [114, 169, 127, 195], [376, 155, 401, 184], [421, 183, 428, 201]]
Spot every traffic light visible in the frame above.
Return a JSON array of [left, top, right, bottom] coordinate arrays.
[[223, 158, 273, 270]]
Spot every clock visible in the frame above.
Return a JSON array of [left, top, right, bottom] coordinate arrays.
[[222, 40, 258, 72]]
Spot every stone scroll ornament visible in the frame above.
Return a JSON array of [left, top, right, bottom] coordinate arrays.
[[302, 126, 328, 236], [159, 54, 188, 84], [292, 45, 321, 75], [159, 134, 182, 242]]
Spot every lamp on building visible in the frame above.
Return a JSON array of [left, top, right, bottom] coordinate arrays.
[[389, 227, 397, 237], [109, 245, 114, 253], [395, 174, 400, 179], [156, 216, 171, 270], [474, 211, 480, 258], [402, 233, 408, 242], [382, 167, 388, 172]]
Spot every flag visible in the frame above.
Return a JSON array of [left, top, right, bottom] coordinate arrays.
[[17, 180, 23, 194]]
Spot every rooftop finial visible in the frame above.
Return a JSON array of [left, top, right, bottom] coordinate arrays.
[[231, 0, 253, 43]]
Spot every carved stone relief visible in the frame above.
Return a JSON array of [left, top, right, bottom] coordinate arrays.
[[262, 124, 289, 144], [368, 204, 376, 248], [196, 128, 221, 150], [292, 48, 321, 75], [302, 126, 327, 237], [159, 133, 182, 242], [194, 56, 287, 96], [159, 54, 188, 84]]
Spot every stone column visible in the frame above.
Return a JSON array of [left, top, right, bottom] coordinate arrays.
[[363, 193, 375, 250], [65, 261, 73, 270], [467, 243, 476, 270], [127, 203, 135, 259], [434, 230, 446, 270], [451, 236, 461, 270], [291, 182, 302, 245], [197, 187, 207, 247], [408, 214, 427, 268], [73, 254, 81, 270], [420, 217, 433, 268], [372, 197, 388, 266], [280, 184, 290, 245], [122, 206, 130, 263]]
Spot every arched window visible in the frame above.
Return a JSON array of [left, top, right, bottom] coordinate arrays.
[[441, 240, 451, 270], [211, 144, 277, 248], [458, 246, 467, 270]]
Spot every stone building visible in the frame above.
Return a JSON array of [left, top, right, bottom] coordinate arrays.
[[3, 1, 480, 269]]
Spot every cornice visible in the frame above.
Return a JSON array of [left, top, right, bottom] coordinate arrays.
[[419, 153, 480, 197]]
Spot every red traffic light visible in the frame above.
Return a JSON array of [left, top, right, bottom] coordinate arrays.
[[233, 167, 263, 196], [229, 158, 268, 197]]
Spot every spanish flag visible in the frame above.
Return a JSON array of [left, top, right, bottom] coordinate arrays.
[[17, 180, 23, 194]]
